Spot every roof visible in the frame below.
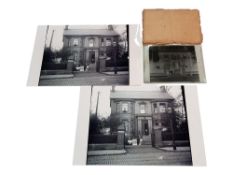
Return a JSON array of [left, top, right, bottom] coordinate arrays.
[[110, 91, 174, 100], [63, 29, 119, 36]]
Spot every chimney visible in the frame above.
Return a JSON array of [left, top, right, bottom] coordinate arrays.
[[108, 25, 114, 30], [64, 25, 69, 30], [160, 86, 166, 92]]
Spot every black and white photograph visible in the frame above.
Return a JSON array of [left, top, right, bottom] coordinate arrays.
[[144, 45, 206, 83], [85, 86, 192, 165], [38, 25, 130, 86]]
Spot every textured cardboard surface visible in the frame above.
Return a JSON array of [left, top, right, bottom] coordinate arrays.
[[143, 9, 203, 45]]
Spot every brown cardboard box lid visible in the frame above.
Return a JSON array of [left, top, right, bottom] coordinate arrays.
[[143, 9, 203, 45]]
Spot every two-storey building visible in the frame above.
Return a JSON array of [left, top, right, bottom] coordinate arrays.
[[63, 28, 120, 72], [110, 90, 174, 144]]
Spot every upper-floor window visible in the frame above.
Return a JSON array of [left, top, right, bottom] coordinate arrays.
[[101, 38, 105, 46], [89, 38, 94, 47], [159, 103, 166, 113], [122, 103, 128, 113], [112, 37, 117, 46], [140, 104, 146, 114], [106, 38, 112, 46], [73, 39, 79, 46], [154, 103, 158, 113]]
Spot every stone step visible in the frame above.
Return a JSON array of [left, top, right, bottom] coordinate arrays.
[[142, 141, 151, 145], [141, 136, 152, 145]]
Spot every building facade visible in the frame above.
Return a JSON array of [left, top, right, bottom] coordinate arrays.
[[63, 28, 120, 72], [110, 90, 174, 145]]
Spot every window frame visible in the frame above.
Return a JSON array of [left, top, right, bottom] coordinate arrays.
[[73, 38, 79, 46], [88, 38, 94, 47], [140, 104, 146, 114], [154, 103, 159, 114], [106, 38, 112, 46], [159, 103, 166, 113], [121, 103, 128, 113]]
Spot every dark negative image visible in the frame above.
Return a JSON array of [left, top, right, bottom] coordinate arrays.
[[39, 25, 129, 86], [87, 86, 192, 165], [148, 45, 201, 82]]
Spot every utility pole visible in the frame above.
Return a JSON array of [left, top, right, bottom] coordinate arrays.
[[95, 91, 100, 118], [49, 29, 54, 50]]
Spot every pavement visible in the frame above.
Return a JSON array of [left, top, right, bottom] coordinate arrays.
[[38, 72, 129, 86], [158, 146, 191, 152], [88, 149, 126, 156], [101, 71, 129, 75], [39, 74, 74, 79], [87, 145, 192, 165]]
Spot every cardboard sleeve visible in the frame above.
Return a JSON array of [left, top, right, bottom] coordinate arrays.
[[143, 9, 203, 45]]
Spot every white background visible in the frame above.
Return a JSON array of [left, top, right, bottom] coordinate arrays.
[[0, 0, 233, 174]]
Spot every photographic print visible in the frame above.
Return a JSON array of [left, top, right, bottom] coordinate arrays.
[[144, 45, 206, 83], [38, 25, 130, 86], [86, 86, 192, 165]]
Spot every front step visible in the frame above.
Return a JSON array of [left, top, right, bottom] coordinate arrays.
[[141, 135, 152, 145]]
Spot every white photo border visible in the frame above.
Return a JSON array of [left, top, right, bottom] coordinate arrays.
[[27, 25, 141, 86], [73, 85, 206, 166]]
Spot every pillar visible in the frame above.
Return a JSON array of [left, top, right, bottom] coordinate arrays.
[[117, 131, 125, 150]]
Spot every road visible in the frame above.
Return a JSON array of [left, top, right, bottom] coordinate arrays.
[[39, 72, 129, 86], [87, 145, 192, 165]]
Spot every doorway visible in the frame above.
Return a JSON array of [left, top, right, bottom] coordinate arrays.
[[89, 51, 95, 64], [141, 119, 149, 136], [86, 50, 97, 72]]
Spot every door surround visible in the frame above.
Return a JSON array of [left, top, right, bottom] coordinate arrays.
[[137, 116, 152, 137]]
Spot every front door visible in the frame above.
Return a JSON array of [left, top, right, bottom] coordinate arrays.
[[141, 119, 149, 136], [89, 51, 95, 64], [86, 50, 97, 72], [139, 118, 152, 145]]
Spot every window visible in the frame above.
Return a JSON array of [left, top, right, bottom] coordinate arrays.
[[89, 38, 94, 47], [140, 104, 146, 114], [101, 38, 105, 46], [154, 103, 158, 113], [106, 38, 112, 46], [112, 38, 117, 46], [122, 103, 128, 113], [73, 39, 79, 46], [159, 103, 166, 113], [68, 40, 72, 47]]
